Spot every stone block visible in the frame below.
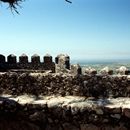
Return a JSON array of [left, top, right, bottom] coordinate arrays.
[[31, 54, 40, 64], [71, 64, 82, 75], [63, 123, 80, 130], [100, 67, 113, 75], [7, 54, 17, 64], [85, 67, 97, 75], [55, 57, 58, 64], [65, 56, 70, 69], [123, 108, 130, 118], [116, 66, 129, 75], [80, 124, 99, 130], [19, 54, 28, 64], [44, 54, 52, 63], [55, 54, 70, 69], [0, 54, 5, 63]]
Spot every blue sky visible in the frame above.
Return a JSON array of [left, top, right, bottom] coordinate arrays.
[[0, 0, 130, 61]]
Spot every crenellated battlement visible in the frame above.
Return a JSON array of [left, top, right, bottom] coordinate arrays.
[[0, 54, 56, 72], [0, 54, 130, 75], [1, 54, 130, 130]]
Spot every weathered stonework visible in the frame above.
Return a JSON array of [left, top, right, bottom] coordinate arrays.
[[0, 54, 5, 63], [0, 95, 130, 130], [0, 54, 56, 73], [0, 54, 130, 129], [100, 67, 113, 75], [71, 64, 82, 75], [0, 72, 130, 97], [19, 53, 28, 64], [55, 54, 70, 73], [0, 53, 130, 75], [0, 54, 6, 71], [31, 54, 40, 64], [85, 67, 97, 75], [43, 54, 55, 72], [7, 54, 17, 64]]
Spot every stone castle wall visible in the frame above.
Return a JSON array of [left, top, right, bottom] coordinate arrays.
[[0, 72, 130, 97], [1, 95, 130, 130], [1, 54, 130, 129], [0, 54, 73, 74], [0, 54, 56, 72], [1, 53, 129, 76]]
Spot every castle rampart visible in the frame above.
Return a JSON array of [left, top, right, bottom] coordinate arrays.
[[1, 54, 130, 130], [0, 54, 56, 72], [1, 53, 130, 76]]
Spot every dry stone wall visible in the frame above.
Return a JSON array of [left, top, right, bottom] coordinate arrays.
[[1, 54, 130, 129], [0, 72, 130, 97], [0, 95, 130, 130]]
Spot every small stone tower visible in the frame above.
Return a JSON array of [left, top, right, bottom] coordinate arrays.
[[71, 64, 82, 75], [55, 54, 70, 73]]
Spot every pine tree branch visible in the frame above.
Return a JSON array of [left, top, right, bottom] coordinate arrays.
[[0, 0, 72, 14], [65, 0, 72, 4]]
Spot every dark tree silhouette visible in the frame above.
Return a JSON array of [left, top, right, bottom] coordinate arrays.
[[0, 0, 23, 13], [65, 0, 72, 4], [0, 0, 72, 13]]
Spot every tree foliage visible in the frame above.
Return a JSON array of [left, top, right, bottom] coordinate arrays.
[[0, 0, 72, 14], [0, 0, 23, 13]]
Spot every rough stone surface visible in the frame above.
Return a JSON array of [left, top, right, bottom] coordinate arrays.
[[1, 54, 130, 129], [100, 66, 113, 75], [0, 95, 130, 130], [85, 67, 97, 75], [55, 54, 70, 73], [19, 54, 28, 64], [0, 54, 5, 63], [7, 54, 17, 64], [0, 54, 55, 72], [116, 66, 129, 75], [31, 54, 40, 64], [80, 124, 99, 130], [1, 54, 130, 75], [0, 72, 130, 97], [71, 64, 82, 75]]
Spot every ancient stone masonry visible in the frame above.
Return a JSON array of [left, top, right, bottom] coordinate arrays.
[[0, 73, 130, 97], [1, 53, 130, 75], [55, 54, 70, 73], [0, 54, 6, 71], [71, 64, 82, 75], [1, 95, 130, 130], [0, 54, 55, 73], [1, 54, 130, 129], [55, 54, 70, 69]]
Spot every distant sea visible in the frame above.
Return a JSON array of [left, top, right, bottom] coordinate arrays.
[[71, 59, 130, 73]]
